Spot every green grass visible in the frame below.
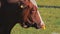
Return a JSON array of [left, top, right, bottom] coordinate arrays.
[[11, 0, 60, 34], [36, 0, 60, 6]]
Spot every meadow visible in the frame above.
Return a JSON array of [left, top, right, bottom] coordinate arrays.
[[11, 0, 60, 34]]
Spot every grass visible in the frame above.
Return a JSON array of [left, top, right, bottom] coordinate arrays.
[[36, 0, 60, 6], [11, 0, 60, 34]]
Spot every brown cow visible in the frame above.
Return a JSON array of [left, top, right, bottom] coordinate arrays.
[[0, 0, 45, 34]]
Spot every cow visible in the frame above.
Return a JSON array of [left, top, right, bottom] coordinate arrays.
[[0, 0, 45, 34]]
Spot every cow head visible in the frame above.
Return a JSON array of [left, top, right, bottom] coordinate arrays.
[[18, 0, 45, 29]]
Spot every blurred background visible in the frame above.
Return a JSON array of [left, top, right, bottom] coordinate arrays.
[[11, 0, 60, 34]]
